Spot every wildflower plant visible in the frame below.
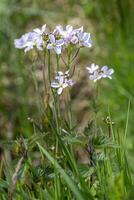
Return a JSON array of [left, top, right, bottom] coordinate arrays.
[[6, 24, 132, 200]]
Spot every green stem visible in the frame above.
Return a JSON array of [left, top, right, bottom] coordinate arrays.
[[71, 48, 80, 63], [56, 54, 59, 71], [43, 49, 47, 94], [47, 50, 51, 86], [47, 51, 59, 155], [56, 55, 60, 119], [67, 49, 73, 129], [67, 48, 71, 70]]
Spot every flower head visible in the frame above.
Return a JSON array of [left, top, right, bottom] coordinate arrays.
[[47, 34, 64, 54], [76, 27, 92, 48], [51, 70, 75, 95], [15, 24, 93, 53], [89, 71, 102, 82], [101, 66, 114, 79], [54, 25, 78, 47], [87, 63, 114, 82], [14, 31, 43, 52], [86, 63, 99, 74]]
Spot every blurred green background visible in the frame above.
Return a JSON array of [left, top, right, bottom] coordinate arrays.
[[0, 0, 134, 175]]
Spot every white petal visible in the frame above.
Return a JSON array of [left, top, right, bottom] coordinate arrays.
[[57, 87, 63, 95], [101, 66, 108, 72], [41, 24, 46, 33], [66, 25, 73, 33], [77, 31, 83, 40], [62, 83, 68, 88], [56, 39, 64, 46], [54, 46, 62, 54], [65, 70, 70, 77], [33, 28, 41, 34], [109, 69, 114, 75], [54, 25, 63, 34], [75, 26, 83, 34], [83, 32, 89, 41], [57, 71, 64, 76], [51, 82, 60, 88], [49, 34, 55, 43], [58, 76, 64, 84], [86, 67, 91, 71]]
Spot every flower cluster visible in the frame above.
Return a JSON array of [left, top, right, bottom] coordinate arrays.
[[14, 25, 46, 53], [14, 24, 114, 91], [14, 24, 92, 54], [51, 70, 75, 95], [86, 63, 114, 82]]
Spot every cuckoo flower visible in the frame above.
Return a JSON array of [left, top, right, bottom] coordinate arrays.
[[54, 25, 78, 46], [14, 31, 43, 52], [47, 34, 64, 54], [86, 63, 99, 74], [101, 66, 114, 79], [87, 63, 114, 82], [77, 27, 92, 48], [51, 71, 75, 95], [89, 71, 102, 82]]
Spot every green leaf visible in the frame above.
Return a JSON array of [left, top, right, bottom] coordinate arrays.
[[36, 142, 85, 200]]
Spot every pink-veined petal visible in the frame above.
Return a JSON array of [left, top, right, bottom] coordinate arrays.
[[51, 82, 60, 88], [47, 43, 53, 50], [49, 34, 55, 43]]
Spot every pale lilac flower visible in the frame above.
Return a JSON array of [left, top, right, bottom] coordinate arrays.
[[54, 25, 78, 46], [14, 31, 43, 52], [47, 34, 64, 54], [53, 25, 93, 48], [63, 25, 78, 45], [51, 70, 75, 95], [87, 63, 114, 82], [53, 25, 63, 36], [67, 79, 75, 86], [86, 63, 99, 74], [101, 66, 114, 79], [54, 25, 73, 38], [77, 27, 92, 48], [33, 24, 46, 35], [89, 71, 102, 82], [51, 76, 68, 95]]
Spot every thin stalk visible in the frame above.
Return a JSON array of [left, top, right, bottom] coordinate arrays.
[[67, 48, 71, 70], [67, 50, 73, 129], [56, 54, 60, 71], [47, 51, 59, 156], [42, 49, 47, 94], [71, 48, 80, 63], [56, 54, 60, 119], [47, 50, 51, 87], [55, 54, 61, 155], [60, 55, 68, 67]]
